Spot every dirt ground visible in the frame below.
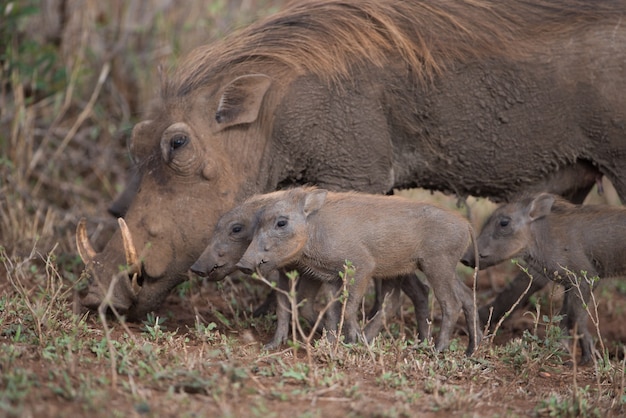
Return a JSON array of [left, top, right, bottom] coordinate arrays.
[[158, 269, 626, 417], [5, 255, 626, 417]]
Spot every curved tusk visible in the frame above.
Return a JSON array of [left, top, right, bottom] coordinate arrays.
[[76, 218, 97, 263], [130, 272, 141, 296], [118, 218, 142, 297], [118, 217, 138, 268]]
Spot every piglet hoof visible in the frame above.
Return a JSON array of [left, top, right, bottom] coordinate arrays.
[[562, 356, 592, 367], [340, 323, 361, 345], [434, 340, 449, 353], [263, 339, 283, 351], [322, 330, 337, 344], [465, 344, 478, 357], [561, 356, 592, 368], [557, 337, 592, 366], [342, 335, 356, 345], [263, 336, 287, 351], [576, 354, 593, 367], [465, 331, 483, 357]]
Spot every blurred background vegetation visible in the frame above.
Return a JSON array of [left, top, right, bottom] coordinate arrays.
[[0, 0, 288, 266]]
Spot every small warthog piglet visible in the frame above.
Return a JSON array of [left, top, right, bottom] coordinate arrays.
[[462, 193, 626, 364], [237, 187, 481, 355]]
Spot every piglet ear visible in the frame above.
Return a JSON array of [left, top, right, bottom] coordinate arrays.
[[528, 193, 555, 221], [214, 74, 272, 131], [302, 189, 328, 218]]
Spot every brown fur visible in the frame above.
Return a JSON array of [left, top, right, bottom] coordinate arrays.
[[165, 0, 622, 95]]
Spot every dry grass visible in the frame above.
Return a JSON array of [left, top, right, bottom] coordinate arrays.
[[2, 1, 626, 417]]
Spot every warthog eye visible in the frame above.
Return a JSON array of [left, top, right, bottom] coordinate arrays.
[[276, 219, 287, 228], [170, 134, 188, 151], [231, 224, 242, 234], [499, 218, 510, 228]]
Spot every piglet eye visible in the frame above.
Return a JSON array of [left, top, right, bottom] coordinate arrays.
[[231, 225, 242, 234], [499, 218, 510, 227], [276, 219, 287, 228], [170, 134, 188, 151]]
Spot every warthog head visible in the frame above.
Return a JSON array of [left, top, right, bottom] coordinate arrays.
[[76, 73, 275, 319]]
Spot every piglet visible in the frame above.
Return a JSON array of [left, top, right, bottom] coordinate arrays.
[[237, 187, 481, 355], [462, 193, 626, 364]]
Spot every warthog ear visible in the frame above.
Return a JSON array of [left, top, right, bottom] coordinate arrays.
[[302, 189, 328, 218], [214, 74, 272, 131], [528, 193, 555, 221]]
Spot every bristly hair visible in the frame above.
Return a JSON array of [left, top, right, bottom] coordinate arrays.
[[163, 0, 625, 97]]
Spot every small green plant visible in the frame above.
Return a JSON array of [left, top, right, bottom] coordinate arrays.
[[536, 386, 601, 418], [175, 274, 202, 298], [0, 368, 37, 411], [497, 312, 568, 373], [333, 261, 356, 350], [281, 362, 310, 384], [377, 370, 409, 389], [193, 318, 219, 343], [141, 313, 168, 341]]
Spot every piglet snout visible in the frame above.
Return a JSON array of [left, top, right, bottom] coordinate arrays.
[[236, 260, 255, 275], [460, 251, 476, 268], [190, 261, 209, 277]]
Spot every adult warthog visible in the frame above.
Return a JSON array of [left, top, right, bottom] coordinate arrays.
[[77, 0, 626, 320]]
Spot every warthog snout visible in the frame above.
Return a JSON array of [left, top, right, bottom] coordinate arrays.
[[80, 287, 131, 313], [461, 242, 487, 269], [460, 251, 476, 268], [236, 257, 271, 276], [235, 260, 255, 275], [78, 270, 140, 314], [76, 218, 144, 313], [189, 260, 214, 277]]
